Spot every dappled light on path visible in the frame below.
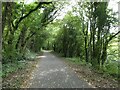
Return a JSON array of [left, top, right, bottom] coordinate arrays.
[[28, 51, 91, 88], [38, 67, 67, 77], [42, 50, 53, 52], [36, 55, 46, 59]]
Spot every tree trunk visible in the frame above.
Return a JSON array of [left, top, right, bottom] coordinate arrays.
[[85, 22, 88, 62], [101, 42, 108, 65], [15, 26, 27, 50], [2, 2, 10, 33]]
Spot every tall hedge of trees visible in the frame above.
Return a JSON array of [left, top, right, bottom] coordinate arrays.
[[2, 2, 58, 64], [52, 2, 120, 69]]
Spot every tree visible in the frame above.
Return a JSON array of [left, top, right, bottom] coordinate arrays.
[[53, 12, 84, 58], [75, 2, 119, 68], [2, 1, 57, 63]]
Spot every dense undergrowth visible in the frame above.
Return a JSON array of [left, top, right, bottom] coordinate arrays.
[[2, 49, 37, 78]]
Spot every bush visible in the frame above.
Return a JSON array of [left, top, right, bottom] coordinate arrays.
[[104, 62, 118, 77], [25, 49, 37, 60], [2, 48, 37, 78], [2, 62, 27, 78], [2, 49, 26, 64]]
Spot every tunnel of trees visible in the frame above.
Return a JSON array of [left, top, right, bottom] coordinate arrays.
[[1, 1, 120, 86]]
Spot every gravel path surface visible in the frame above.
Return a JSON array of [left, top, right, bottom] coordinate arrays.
[[29, 51, 91, 88]]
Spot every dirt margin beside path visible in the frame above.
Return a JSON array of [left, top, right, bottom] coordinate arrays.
[[2, 60, 38, 88], [2, 52, 43, 88], [52, 52, 118, 88]]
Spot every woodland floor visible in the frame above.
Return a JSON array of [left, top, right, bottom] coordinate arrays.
[[2, 51, 119, 88]]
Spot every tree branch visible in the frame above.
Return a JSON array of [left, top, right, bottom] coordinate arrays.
[[14, 2, 52, 30], [108, 31, 120, 42]]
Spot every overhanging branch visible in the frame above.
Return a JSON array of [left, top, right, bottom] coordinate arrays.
[[108, 31, 120, 42], [14, 2, 52, 30]]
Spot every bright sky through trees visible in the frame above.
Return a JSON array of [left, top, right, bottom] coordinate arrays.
[[57, 0, 119, 19], [24, 0, 119, 33], [24, 0, 35, 4], [24, 0, 119, 14]]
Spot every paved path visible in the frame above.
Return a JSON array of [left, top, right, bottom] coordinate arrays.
[[29, 51, 91, 88]]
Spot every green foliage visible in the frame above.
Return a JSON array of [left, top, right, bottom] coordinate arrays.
[[2, 2, 56, 64], [104, 62, 119, 78], [50, 2, 119, 79], [66, 57, 87, 65], [2, 62, 27, 78], [52, 12, 84, 57], [2, 49, 37, 78], [107, 38, 119, 61], [66, 57, 119, 78], [2, 1, 119, 82], [2, 49, 25, 64], [25, 49, 37, 60], [0, 71, 2, 77]]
